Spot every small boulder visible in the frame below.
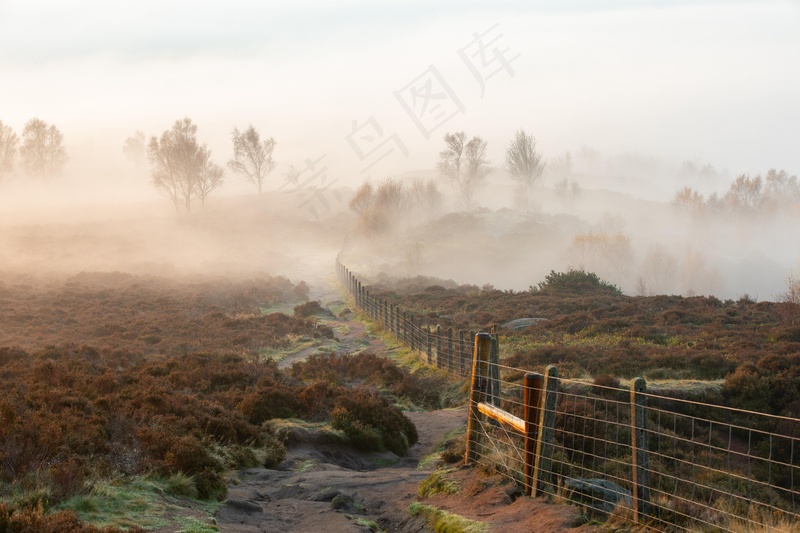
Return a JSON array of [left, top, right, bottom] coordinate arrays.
[[562, 477, 632, 515]]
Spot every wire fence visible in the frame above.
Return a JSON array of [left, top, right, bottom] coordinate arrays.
[[337, 259, 800, 532]]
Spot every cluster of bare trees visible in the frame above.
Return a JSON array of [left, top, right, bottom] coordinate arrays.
[[436, 128, 547, 211], [349, 177, 444, 233], [0, 118, 68, 180], [674, 169, 799, 216], [144, 118, 224, 213], [125, 119, 277, 212]]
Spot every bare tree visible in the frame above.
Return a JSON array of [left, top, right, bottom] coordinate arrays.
[[123, 131, 146, 168], [147, 118, 223, 212], [19, 118, 67, 178], [349, 181, 374, 215], [725, 174, 763, 212], [462, 136, 490, 209], [764, 168, 800, 208], [194, 147, 225, 208], [438, 131, 489, 210], [504, 129, 545, 209], [409, 179, 445, 220], [0, 120, 18, 180], [228, 125, 276, 194], [673, 186, 706, 215], [283, 164, 301, 190], [437, 131, 466, 185]]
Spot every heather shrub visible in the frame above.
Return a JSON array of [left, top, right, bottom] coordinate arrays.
[[330, 388, 418, 456], [293, 300, 324, 319], [592, 374, 621, 397], [291, 351, 450, 408], [535, 269, 622, 295]]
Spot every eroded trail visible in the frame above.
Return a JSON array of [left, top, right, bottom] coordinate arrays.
[[216, 280, 593, 533], [218, 286, 469, 531], [216, 409, 467, 532]]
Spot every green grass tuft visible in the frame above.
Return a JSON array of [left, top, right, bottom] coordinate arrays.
[[408, 502, 489, 533]]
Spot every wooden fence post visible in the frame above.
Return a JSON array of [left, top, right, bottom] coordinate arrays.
[[447, 328, 454, 374], [490, 325, 501, 406], [532, 364, 559, 496], [416, 317, 423, 355], [426, 325, 432, 364], [631, 377, 650, 524], [524, 372, 544, 496], [450, 329, 467, 377], [411, 314, 418, 351], [465, 332, 493, 465], [435, 325, 442, 368], [467, 330, 475, 377]]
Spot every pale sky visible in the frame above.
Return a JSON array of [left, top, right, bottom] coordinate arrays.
[[1, 0, 799, 190]]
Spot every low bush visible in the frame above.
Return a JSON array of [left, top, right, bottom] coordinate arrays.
[[535, 270, 622, 295], [293, 300, 324, 319], [331, 388, 418, 456]]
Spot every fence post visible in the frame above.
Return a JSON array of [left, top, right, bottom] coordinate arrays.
[[426, 324, 432, 364], [450, 329, 467, 377], [467, 330, 475, 377], [416, 317, 423, 355], [490, 325, 501, 406], [447, 328, 454, 374], [631, 377, 650, 524], [408, 313, 417, 352], [524, 372, 544, 496], [532, 364, 559, 496], [465, 332, 493, 465], [435, 325, 442, 368]]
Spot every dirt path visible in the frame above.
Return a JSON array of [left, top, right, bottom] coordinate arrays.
[[217, 288, 595, 532]]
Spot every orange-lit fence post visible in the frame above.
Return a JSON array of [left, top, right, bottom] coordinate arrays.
[[524, 372, 544, 496], [631, 377, 650, 524], [465, 332, 493, 464], [532, 364, 558, 496]]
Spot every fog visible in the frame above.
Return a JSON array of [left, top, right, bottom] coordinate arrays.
[[1, 1, 799, 300]]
